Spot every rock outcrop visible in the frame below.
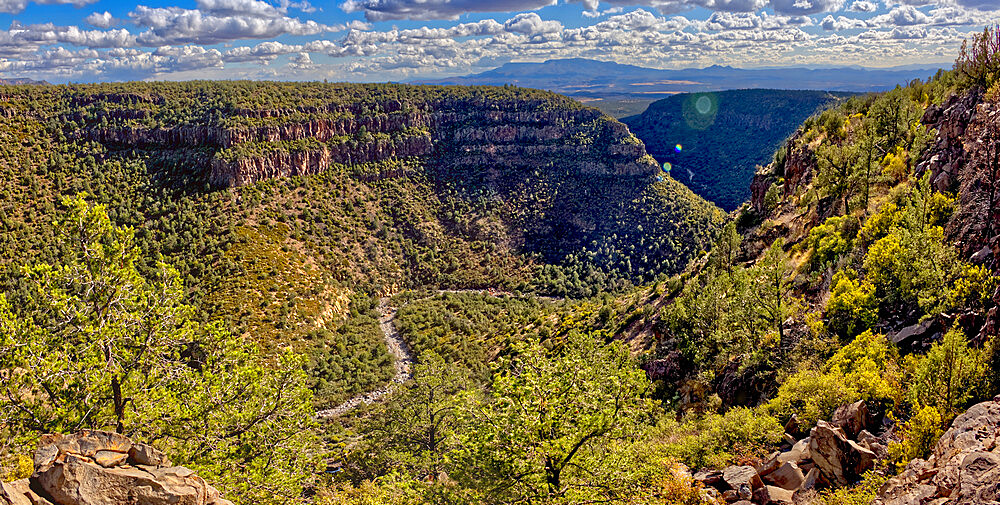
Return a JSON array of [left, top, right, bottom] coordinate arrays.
[[875, 397, 1000, 505], [697, 401, 885, 504], [73, 94, 658, 188], [0, 430, 230, 505]]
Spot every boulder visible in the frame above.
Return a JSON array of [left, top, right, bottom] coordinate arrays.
[[694, 469, 724, 487], [756, 452, 783, 477], [784, 415, 802, 438], [1, 479, 54, 505], [830, 401, 873, 439], [791, 488, 819, 505], [890, 319, 943, 353], [808, 421, 876, 486], [128, 443, 170, 467], [875, 398, 1000, 505], [1, 430, 229, 505], [764, 462, 805, 491], [800, 468, 819, 490], [723, 465, 764, 491], [778, 438, 811, 465], [763, 485, 795, 505]]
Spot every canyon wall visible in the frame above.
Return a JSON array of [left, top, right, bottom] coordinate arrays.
[[73, 96, 658, 188]]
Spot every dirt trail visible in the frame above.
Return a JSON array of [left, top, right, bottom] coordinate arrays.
[[315, 297, 413, 418], [316, 289, 561, 418]]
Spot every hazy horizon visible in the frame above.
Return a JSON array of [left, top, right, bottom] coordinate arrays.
[[0, 0, 991, 84]]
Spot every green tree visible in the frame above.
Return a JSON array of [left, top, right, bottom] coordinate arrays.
[[752, 239, 799, 349], [816, 140, 860, 215], [907, 327, 985, 416], [350, 352, 474, 480], [455, 332, 651, 503], [0, 195, 320, 504]]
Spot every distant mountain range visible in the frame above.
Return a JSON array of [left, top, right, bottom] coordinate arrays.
[[0, 78, 50, 85], [414, 58, 943, 97]]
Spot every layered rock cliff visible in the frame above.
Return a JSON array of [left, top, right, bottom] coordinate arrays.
[[70, 92, 658, 189]]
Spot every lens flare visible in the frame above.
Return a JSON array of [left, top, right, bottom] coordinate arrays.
[[662, 162, 672, 172], [674, 144, 683, 153], [695, 95, 712, 115]]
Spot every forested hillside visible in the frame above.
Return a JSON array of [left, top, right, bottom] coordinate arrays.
[[0, 81, 723, 503], [624, 89, 854, 210]]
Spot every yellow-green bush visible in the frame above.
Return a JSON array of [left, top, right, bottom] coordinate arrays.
[[906, 328, 986, 415], [0, 453, 32, 481], [887, 406, 944, 472], [860, 201, 903, 243], [826, 270, 878, 339], [660, 407, 784, 470], [950, 264, 999, 310], [822, 471, 890, 505], [881, 147, 908, 182], [767, 331, 900, 426], [808, 215, 855, 268], [825, 330, 901, 404]]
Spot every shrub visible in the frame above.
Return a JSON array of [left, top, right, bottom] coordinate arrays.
[[766, 368, 855, 427], [887, 406, 944, 472], [825, 330, 901, 405], [822, 471, 890, 505], [661, 407, 784, 470], [881, 147, 908, 182], [0, 453, 32, 481], [808, 215, 854, 268], [860, 202, 903, 243], [826, 270, 878, 339], [767, 331, 900, 426], [955, 26, 1000, 90], [950, 264, 999, 310]]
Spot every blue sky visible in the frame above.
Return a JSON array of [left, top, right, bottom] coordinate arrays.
[[0, 0, 994, 82]]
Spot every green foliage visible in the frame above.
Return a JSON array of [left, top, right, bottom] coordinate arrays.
[[826, 270, 878, 339], [662, 238, 799, 374], [955, 26, 1000, 90], [887, 406, 944, 472], [809, 215, 856, 268], [949, 264, 999, 310], [0, 454, 32, 482], [454, 332, 652, 503], [346, 352, 474, 480], [767, 331, 900, 426], [658, 407, 784, 470], [822, 471, 890, 505], [766, 367, 855, 428], [861, 177, 962, 315], [906, 327, 986, 415], [0, 196, 320, 504], [306, 296, 394, 408]]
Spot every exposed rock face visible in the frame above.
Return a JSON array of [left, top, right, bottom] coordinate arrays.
[[0, 430, 230, 505], [875, 398, 1000, 505], [830, 400, 874, 439], [75, 96, 658, 188], [809, 420, 876, 487]]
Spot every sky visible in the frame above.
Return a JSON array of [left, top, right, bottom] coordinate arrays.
[[0, 0, 995, 83]]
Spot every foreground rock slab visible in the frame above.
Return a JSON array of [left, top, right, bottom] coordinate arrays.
[[875, 397, 1000, 505], [1, 430, 232, 505]]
